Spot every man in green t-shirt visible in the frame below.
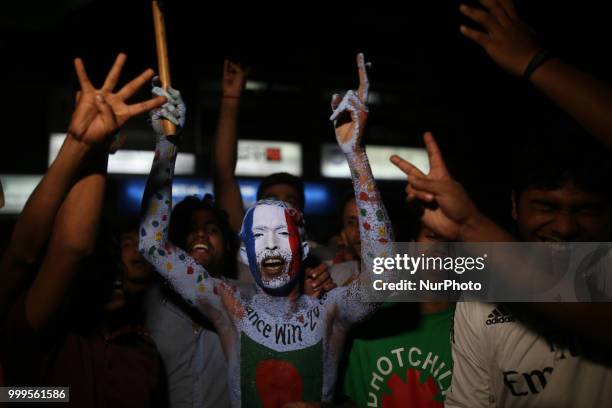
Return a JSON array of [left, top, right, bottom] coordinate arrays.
[[343, 302, 453, 408], [337, 207, 454, 408]]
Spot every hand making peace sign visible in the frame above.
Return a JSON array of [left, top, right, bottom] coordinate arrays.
[[68, 53, 166, 149], [391, 132, 478, 241]]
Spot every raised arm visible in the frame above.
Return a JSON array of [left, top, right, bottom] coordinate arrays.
[[140, 91, 238, 319], [0, 70, 109, 315], [460, 0, 612, 149], [25, 54, 165, 330], [331, 54, 394, 268], [328, 54, 394, 323], [0, 134, 90, 317], [212, 60, 249, 231]]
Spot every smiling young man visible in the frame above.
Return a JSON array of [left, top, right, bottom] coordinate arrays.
[[143, 197, 242, 408], [391, 132, 612, 407], [447, 138, 612, 407], [510, 138, 612, 244]]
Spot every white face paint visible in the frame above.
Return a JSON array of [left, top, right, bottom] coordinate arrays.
[[252, 204, 294, 289]]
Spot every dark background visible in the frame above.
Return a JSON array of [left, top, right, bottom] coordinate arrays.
[[1, 0, 611, 242]]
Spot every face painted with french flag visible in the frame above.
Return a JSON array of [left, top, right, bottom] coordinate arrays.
[[240, 200, 308, 296]]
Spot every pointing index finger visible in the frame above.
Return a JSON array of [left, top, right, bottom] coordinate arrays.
[[390, 155, 427, 178], [356, 52, 370, 102]]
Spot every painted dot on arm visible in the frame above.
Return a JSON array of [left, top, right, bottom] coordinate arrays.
[[376, 210, 384, 222]]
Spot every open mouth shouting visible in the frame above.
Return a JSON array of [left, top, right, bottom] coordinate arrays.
[[261, 256, 286, 277]]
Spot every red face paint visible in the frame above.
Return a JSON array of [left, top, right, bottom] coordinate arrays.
[[285, 209, 302, 280]]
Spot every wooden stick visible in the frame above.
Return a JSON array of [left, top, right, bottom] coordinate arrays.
[[0, 179, 4, 209], [152, 0, 176, 136]]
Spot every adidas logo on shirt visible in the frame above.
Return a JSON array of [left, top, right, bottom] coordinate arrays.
[[485, 305, 515, 325]]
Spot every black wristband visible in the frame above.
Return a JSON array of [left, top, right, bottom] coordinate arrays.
[[523, 49, 553, 80]]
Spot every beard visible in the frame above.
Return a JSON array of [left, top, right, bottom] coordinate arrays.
[[255, 247, 294, 289]]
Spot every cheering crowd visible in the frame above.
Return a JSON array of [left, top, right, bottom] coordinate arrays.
[[1, 1, 612, 407]]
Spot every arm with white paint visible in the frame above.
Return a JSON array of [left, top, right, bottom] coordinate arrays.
[[140, 93, 242, 324], [328, 53, 394, 324]]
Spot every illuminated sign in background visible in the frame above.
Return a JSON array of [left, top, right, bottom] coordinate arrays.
[[235, 140, 302, 177], [1, 177, 333, 215], [1, 136, 422, 215], [321, 144, 430, 180], [117, 178, 332, 215], [48, 133, 196, 175], [0, 175, 42, 214]]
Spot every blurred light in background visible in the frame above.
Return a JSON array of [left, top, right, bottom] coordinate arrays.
[[3, 136, 410, 217], [48, 133, 196, 175], [117, 178, 333, 215], [321, 144, 429, 180], [0, 175, 42, 214], [235, 140, 302, 177]]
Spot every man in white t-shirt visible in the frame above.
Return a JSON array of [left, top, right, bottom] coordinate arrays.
[[444, 133, 612, 407], [391, 127, 612, 407], [449, 299, 612, 408]]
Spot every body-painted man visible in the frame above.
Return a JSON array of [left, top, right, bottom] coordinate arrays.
[[140, 53, 393, 407]]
